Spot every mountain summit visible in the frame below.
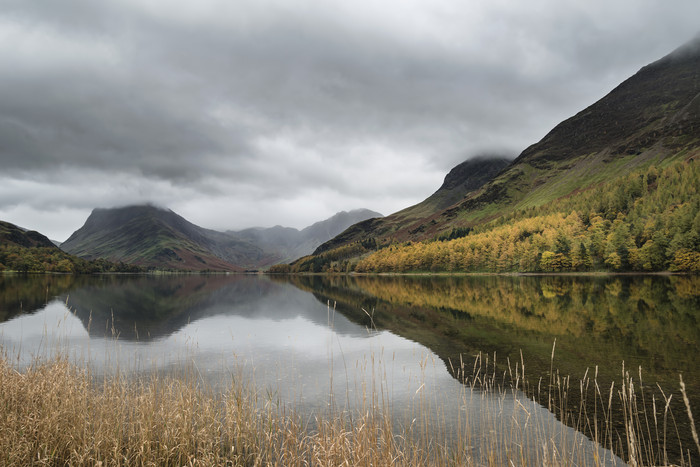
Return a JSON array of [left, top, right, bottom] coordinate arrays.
[[61, 205, 383, 270], [61, 205, 256, 271], [312, 156, 509, 255]]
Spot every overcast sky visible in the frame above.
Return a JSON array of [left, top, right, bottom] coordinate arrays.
[[1, 0, 698, 241]]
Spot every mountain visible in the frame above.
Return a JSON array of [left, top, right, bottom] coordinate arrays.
[[311, 157, 510, 256], [288, 36, 700, 273], [0, 220, 142, 273], [0, 221, 56, 249], [232, 209, 383, 263], [61, 205, 257, 271], [450, 35, 700, 221], [422, 156, 512, 211], [61, 205, 383, 271]]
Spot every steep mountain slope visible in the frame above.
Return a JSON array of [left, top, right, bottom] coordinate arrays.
[[231, 209, 383, 264], [313, 157, 510, 255], [0, 220, 141, 273], [61, 205, 383, 270], [61, 206, 254, 271], [303, 209, 384, 243], [447, 35, 700, 223], [0, 221, 56, 249], [290, 36, 700, 273], [422, 156, 512, 211]]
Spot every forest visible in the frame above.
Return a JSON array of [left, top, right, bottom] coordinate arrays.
[[0, 245, 145, 274], [280, 156, 699, 274]]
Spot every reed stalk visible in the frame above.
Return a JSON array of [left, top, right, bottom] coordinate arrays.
[[0, 349, 694, 466]]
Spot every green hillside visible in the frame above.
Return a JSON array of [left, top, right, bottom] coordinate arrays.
[[310, 157, 510, 257], [60, 206, 254, 271], [280, 37, 700, 274], [0, 220, 142, 273], [61, 205, 384, 271]]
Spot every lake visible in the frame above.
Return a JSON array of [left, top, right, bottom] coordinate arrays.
[[1, 273, 698, 465]]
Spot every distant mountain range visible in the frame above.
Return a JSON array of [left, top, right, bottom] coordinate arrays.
[[59, 205, 382, 271], [286, 35, 700, 273], [230, 209, 383, 264]]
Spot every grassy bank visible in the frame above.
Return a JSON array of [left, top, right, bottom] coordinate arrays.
[[1, 353, 698, 466], [0, 356, 412, 466]]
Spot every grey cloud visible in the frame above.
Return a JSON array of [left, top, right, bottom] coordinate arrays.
[[0, 0, 699, 239]]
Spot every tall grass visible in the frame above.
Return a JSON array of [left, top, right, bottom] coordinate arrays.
[[450, 343, 699, 466], [0, 354, 433, 466], [0, 304, 696, 466], [1, 348, 696, 466]]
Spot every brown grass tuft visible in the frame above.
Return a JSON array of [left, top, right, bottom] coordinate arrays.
[[0, 354, 695, 466]]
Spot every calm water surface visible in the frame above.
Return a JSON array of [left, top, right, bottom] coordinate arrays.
[[1, 273, 698, 464]]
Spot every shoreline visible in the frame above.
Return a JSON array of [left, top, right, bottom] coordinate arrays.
[[265, 270, 688, 277]]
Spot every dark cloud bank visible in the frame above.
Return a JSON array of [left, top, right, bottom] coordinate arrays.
[[0, 0, 698, 240]]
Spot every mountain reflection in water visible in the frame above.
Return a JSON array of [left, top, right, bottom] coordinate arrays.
[[2, 273, 697, 464]]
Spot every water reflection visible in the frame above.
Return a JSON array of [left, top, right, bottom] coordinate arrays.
[[1, 273, 697, 398], [63, 274, 366, 340], [285, 274, 700, 464], [0, 273, 76, 321], [2, 273, 695, 464], [285, 274, 700, 383]]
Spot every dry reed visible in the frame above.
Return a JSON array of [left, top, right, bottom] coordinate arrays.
[[0, 348, 696, 466]]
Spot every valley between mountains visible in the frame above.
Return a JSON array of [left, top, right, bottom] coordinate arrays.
[[1, 36, 699, 274]]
